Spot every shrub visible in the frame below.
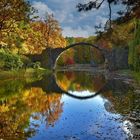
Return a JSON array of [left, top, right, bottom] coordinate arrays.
[[32, 61, 41, 69], [0, 49, 23, 70]]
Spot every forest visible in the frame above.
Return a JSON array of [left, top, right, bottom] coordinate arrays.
[[0, 0, 140, 73], [0, 0, 140, 139]]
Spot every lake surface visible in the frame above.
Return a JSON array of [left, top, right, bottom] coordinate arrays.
[[0, 70, 140, 140]]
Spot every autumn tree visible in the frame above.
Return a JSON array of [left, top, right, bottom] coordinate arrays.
[[42, 14, 66, 48], [0, 0, 34, 37], [24, 14, 66, 54], [0, 0, 36, 54]]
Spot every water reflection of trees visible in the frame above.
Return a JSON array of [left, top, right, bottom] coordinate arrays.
[[101, 80, 140, 139], [23, 88, 63, 126], [103, 90, 135, 114], [0, 82, 63, 139], [100, 80, 136, 115], [56, 71, 106, 92]]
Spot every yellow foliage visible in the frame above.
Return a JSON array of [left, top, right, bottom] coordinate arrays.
[[0, 105, 9, 112]]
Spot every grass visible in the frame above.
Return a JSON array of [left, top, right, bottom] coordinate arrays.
[[131, 71, 140, 84]]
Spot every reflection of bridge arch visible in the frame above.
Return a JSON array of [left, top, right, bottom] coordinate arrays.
[[30, 73, 107, 100], [30, 72, 131, 100], [54, 42, 105, 69], [56, 84, 107, 100], [53, 72, 108, 100]]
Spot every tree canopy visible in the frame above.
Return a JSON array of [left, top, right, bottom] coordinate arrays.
[[77, 0, 140, 28], [0, 0, 34, 33]]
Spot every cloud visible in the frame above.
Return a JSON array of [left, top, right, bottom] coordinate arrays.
[[62, 26, 95, 37], [32, 1, 53, 19], [95, 16, 108, 25], [31, 0, 123, 37]]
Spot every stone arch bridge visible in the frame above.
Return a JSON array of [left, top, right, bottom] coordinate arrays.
[[27, 42, 128, 70]]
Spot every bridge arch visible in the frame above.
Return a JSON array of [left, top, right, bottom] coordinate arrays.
[[54, 42, 106, 69], [27, 42, 129, 70]]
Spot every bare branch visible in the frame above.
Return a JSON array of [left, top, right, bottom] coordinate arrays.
[[96, 0, 105, 9]]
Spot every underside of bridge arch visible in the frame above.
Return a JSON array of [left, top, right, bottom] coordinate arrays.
[[53, 42, 106, 69]]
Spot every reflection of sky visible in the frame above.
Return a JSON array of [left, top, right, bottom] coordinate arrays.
[[69, 90, 96, 97], [122, 120, 133, 138], [29, 0, 125, 37], [27, 94, 128, 140]]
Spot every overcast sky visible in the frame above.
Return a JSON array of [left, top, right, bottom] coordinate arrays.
[[30, 0, 122, 37]]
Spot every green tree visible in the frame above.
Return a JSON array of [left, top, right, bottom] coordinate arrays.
[[77, 0, 140, 29], [128, 19, 140, 71]]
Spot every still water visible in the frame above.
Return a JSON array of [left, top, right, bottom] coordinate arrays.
[[0, 71, 139, 140]]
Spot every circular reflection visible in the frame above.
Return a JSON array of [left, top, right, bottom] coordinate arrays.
[[55, 71, 107, 99]]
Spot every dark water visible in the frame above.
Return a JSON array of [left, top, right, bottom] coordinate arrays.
[[0, 71, 140, 140]]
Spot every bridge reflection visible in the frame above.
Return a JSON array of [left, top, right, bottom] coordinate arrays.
[[30, 72, 131, 100]]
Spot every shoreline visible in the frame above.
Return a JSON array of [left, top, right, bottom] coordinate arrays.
[[0, 68, 51, 81]]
